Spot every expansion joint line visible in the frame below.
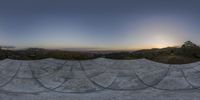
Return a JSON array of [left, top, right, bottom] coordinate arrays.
[[181, 69, 200, 90], [134, 65, 180, 91], [0, 62, 21, 88]]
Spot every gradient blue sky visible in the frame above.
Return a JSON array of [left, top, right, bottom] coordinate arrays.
[[0, 0, 200, 50]]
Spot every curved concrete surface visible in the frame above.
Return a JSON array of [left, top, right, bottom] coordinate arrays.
[[0, 58, 200, 100]]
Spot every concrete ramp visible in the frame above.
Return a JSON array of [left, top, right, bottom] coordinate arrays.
[[0, 58, 200, 100]]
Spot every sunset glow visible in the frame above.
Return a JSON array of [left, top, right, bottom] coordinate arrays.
[[0, 0, 199, 50]]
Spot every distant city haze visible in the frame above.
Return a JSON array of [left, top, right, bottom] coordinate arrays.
[[0, 0, 200, 50]]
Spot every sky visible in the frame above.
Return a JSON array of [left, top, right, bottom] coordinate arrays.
[[0, 0, 200, 50]]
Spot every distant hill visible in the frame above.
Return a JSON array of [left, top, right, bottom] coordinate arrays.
[[0, 41, 200, 64], [105, 41, 200, 64]]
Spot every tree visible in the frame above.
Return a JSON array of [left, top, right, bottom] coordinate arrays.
[[180, 41, 200, 58], [182, 41, 199, 48]]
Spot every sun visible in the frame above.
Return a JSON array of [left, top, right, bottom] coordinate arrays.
[[132, 17, 187, 49], [151, 34, 174, 48]]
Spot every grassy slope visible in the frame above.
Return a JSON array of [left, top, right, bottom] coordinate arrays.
[[0, 47, 200, 64], [152, 54, 200, 64]]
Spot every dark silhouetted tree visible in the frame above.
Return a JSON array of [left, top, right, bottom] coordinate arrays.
[[182, 41, 199, 48]]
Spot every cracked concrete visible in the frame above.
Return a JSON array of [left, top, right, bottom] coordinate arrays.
[[0, 58, 200, 100]]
